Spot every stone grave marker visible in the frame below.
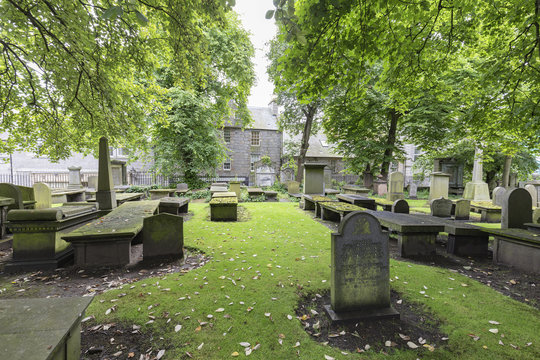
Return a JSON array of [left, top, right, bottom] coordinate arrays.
[[33, 182, 52, 209], [533, 208, 540, 224], [430, 197, 453, 218], [303, 163, 326, 194], [454, 199, 471, 220], [524, 184, 538, 207], [143, 213, 183, 259], [501, 188, 532, 229], [463, 147, 490, 200], [96, 137, 117, 211], [409, 182, 418, 199], [386, 171, 405, 201], [228, 181, 241, 199], [287, 180, 300, 194], [492, 186, 507, 206], [87, 175, 98, 189], [429, 172, 451, 201], [373, 180, 387, 196], [68, 166, 83, 189], [324, 212, 399, 322], [392, 199, 409, 214]]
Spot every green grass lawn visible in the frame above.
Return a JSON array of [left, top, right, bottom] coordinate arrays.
[[87, 203, 540, 359]]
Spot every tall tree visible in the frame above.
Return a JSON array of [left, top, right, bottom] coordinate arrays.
[[0, 0, 236, 159]]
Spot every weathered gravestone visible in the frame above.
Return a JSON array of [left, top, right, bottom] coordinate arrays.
[[373, 179, 387, 196], [430, 197, 453, 218], [501, 188, 532, 229], [408, 181, 418, 200], [67, 166, 83, 189], [175, 183, 189, 194], [87, 175, 98, 190], [303, 163, 326, 194], [287, 180, 300, 194], [429, 172, 451, 201], [533, 208, 540, 224], [454, 199, 471, 220], [463, 147, 490, 201], [492, 186, 507, 207], [324, 212, 399, 322], [33, 182, 52, 209], [524, 184, 538, 207], [392, 199, 409, 214], [386, 171, 405, 201], [229, 181, 241, 199], [96, 137, 117, 211], [143, 213, 183, 259]]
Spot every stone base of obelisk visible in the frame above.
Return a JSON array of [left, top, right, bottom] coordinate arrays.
[[96, 190, 117, 210], [463, 182, 490, 201]]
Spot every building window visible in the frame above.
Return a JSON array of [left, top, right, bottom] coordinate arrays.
[[223, 158, 231, 171], [251, 131, 260, 146], [223, 128, 231, 144], [413, 146, 423, 161], [118, 148, 129, 157], [109, 147, 115, 157], [250, 154, 260, 171]]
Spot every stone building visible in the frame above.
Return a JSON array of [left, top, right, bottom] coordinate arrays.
[[216, 106, 282, 185]]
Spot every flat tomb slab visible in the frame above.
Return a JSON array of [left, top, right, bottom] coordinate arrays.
[[525, 223, 540, 234], [302, 194, 332, 210], [159, 197, 189, 215], [88, 192, 144, 205], [209, 197, 238, 221], [324, 188, 340, 195], [212, 192, 237, 198], [337, 194, 376, 210], [483, 228, 540, 273], [320, 202, 364, 222], [364, 210, 445, 233], [210, 186, 228, 194], [247, 187, 264, 196], [342, 186, 370, 195], [0, 196, 15, 207], [0, 297, 93, 360], [149, 189, 175, 200], [62, 201, 159, 266]]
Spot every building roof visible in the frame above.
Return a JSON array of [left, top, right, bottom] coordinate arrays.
[[284, 131, 343, 159], [224, 106, 279, 131]]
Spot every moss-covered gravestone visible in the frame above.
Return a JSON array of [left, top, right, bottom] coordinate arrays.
[[524, 184, 538, 207], [96, 137, 117, 211], [430, 197, 453, 218], [33, 182, 52, 209], [325, 212, 399, 322], [386, 171, 405, 201], [502, 188, 532, 229], [287, 181, 300, 194], [229, 181, 241, 199], [143, 213, 183, 259], [492, 186, 507, 207], [454, 199, 471, 220]]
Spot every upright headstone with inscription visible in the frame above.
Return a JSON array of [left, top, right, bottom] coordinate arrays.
[[324, 212, 399, 322], [428, 172, 450, 201], [501, 188, 532, 229], [408, 182, 418, 200], [33, 183, 52, 209], [67, 166, 83, 189]]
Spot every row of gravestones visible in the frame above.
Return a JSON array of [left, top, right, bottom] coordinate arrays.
[[326, 187, 536, 322], [430, 197, 471, 220], [494, 185, 539, 208]]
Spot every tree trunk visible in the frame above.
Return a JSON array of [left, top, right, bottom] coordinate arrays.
[[379, 108, 400, 180], [295, 104, 317, 183], [502, 155, 512, 188]]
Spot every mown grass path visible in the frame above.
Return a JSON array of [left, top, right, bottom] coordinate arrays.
[[89, 203, 540, 359]]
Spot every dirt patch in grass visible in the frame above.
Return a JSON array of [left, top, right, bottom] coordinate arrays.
[[313, 211, 540, 309], [0, 247, 208, 299], [296, 290, 447, 354], [81, 320, 171, 360]]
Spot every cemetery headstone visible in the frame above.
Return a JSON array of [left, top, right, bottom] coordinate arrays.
[[430, 197, 453, 218], [392, 199, 409, 214], [67, 166, 83, 189], [386, 171, 405, 201], [255, 164, 275, 187], [454, 199, 471, 220], [33, 182, 52, 209], [373, 180, 387, 196], [143, 213, 183, 259], [524, 184, 538, 207], [501, 188, 532, 229], [95, 137, 117, 210], [229, 181, 241, 199], [533, 208, 540, 224], [463, 147, 490, 200], [408, 181, 418, 199], [428, 172, 451, 201], [363, 171, 373, 189], [325, 212, 399, 321], [87, 175, 98, 190], [287, 181, 300, 194], [176, 183, 188, 193], [303, 163, 326, 194], [492, 186, 507, 206], [0, 183, 24, 210]]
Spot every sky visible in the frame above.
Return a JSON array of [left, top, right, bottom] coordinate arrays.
[[234, 0, 277, 108]]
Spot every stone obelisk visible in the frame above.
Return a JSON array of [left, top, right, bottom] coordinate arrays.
[[96, 137, 117, 210], [463, 147, 490, 201]]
